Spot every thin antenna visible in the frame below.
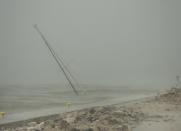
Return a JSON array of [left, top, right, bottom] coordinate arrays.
[[34, 24, 79, 95]]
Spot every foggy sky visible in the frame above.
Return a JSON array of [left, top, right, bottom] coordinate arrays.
[[0, 0, 181, 88]]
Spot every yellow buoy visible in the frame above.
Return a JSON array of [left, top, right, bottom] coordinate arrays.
[[0, 112, 6, 118], [64, 102, 71, 108]]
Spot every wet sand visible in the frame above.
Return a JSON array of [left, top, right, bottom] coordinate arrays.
[[0, 88, 181, 131]]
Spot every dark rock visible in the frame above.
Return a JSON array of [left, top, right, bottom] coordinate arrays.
[[59, 119, 70, 129], [70, 127, 81, 131], [89, 108, 96, 114], [83, 128, 94, 131]]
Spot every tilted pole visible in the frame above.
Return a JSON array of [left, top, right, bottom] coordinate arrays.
[[48, 45, 80, 88], [34, 25, 79, 95]]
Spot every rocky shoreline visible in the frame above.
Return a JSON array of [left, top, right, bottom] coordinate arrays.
[[1, 88, 181, 131]]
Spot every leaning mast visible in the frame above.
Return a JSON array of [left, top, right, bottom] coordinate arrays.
[[34, 25, 79, 95]]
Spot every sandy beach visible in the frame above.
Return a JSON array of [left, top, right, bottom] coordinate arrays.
[[0, 87, 181, 131]]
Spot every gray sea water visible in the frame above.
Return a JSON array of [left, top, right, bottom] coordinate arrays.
[[0, 85, 158, 124]]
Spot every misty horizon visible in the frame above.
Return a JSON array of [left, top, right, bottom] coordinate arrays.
[[0, 0, 181, 88]]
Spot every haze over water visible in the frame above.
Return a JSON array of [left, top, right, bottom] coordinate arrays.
[[0, 0, 181, 88], [0, 0, 181, 124]]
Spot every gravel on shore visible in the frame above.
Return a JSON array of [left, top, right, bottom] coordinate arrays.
[[1, 88, 181, 131]]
